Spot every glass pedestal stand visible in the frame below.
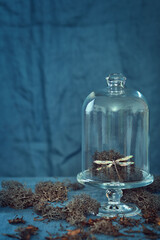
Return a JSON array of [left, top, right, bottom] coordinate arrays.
[[77, 170, 154, 217], [99, 189, 140, 217]]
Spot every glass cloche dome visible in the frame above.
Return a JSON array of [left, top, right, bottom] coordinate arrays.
[[77, 73, 153, 217]]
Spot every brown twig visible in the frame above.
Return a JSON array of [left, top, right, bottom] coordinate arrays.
[[113, 160, 122, 182]]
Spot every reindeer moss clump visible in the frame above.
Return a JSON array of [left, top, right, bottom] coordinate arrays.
[[90, 220, 118, 236], [34, 194, 100, 225], [0, 180, 36, 209], [1, 179, 160, 239], [34, 201, 68, 221], [35, 181, 68, 202], [144, 176, 160, 193], [0, 181, 100, 225], [66, 194, 100, 225], [0, 180, 68, 209], [66, 182, 84, 191], [122, 188, 160, 224]]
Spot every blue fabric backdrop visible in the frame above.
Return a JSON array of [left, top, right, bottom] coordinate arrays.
[[0, 0, 160, 177]]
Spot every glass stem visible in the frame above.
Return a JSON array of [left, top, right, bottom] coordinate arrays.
[[106, 189, 122, 209]]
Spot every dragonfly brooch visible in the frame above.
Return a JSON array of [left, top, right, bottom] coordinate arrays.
[[94, 155, 134, 181]]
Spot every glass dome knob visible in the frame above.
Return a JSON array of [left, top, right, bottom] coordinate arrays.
[[106, 73, 126, 87]]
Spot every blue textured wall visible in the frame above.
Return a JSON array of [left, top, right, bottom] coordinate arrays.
[[0, 0, 160, 176]]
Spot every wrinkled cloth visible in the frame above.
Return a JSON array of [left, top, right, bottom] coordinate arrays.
[[0, 0, 160, 176]]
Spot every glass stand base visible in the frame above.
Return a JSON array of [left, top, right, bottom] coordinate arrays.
[[77, 170, 153, 218], [97, 202, 141, 217]]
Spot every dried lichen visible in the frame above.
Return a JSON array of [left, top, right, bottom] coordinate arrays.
[[0, 180, 69, 210], [1, 178, 160, 239], [67, 182, 84, 191], [34, 200, 68, 221], [34, 194, 100, 225], [89, 218, 123, 236], [93, 150, 123, 161], [1, 180, 24, 189], [144, 176, 160, 193], [0, 180, 36, 209], [66, 194, 100, 225], [122, 188, 160, 224], [35, 181, 68, 202], [123, 188, 160, 212]]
